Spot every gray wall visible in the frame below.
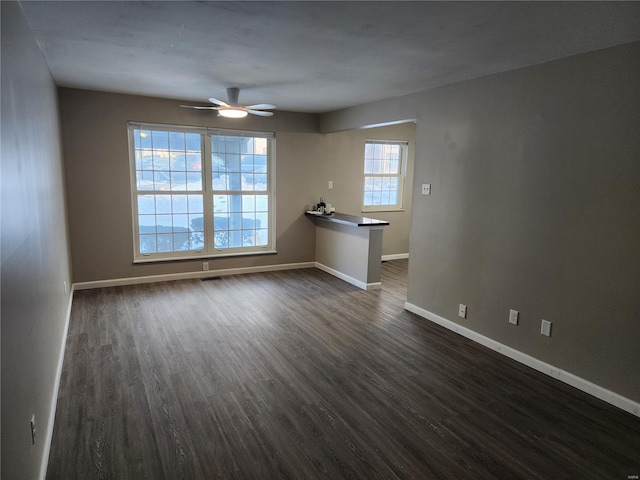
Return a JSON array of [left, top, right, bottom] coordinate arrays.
[[319, 124, 415, 257], [409, 42, 640, 403], [321, 42, 640, 403], [59, 88, 414, 283], [1, 3, 73, 479]]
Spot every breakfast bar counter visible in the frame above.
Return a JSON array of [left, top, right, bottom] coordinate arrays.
[[305, 212, 389, 290]]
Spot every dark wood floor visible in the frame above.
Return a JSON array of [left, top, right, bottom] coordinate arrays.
[[47, 260, 640, 479]]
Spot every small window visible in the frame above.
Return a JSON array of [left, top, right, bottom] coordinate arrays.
[[129, 123, 275, 262], [363, 140, 407, 212]]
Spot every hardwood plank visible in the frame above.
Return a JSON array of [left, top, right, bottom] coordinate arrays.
[[47, 261, 640, 479]]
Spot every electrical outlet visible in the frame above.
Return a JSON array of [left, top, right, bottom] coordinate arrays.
[[509, 309, 519, 325], [202, 262, 209, 271], [541, 319, 552, 337], [421, 183, 431, 195], [30, 415, 36, 445], [328, 180, 334, 189], [63, 281, 68, 295], [458, 304, 467, 319]]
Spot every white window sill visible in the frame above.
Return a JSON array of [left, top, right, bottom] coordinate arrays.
[[362, 208, 405, 213], [133, 249, 277, 264]]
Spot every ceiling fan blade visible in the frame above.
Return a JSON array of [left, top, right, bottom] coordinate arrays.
[[247, 109, 274, 117], [244, 103, 277, 110], [180, 105, 220, 110], [208, 97, 229, 107]]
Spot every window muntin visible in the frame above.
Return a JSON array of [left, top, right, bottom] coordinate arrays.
[[129, 124, 274, 261], [363, 140, 407, 211]]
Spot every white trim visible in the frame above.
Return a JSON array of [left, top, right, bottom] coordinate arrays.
[[315, 262, 382, 290], [404, 302, 640, 418], [133, 249, 278, 263], [73, 262, 315, 290], [128, 124, 276, 263], [382, 253, 409, 261], [360, 119, 417, 130], [40, 286, 75, 479], [363, 140, 408, 212]]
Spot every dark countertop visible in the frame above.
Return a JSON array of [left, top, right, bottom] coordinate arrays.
[[305, 211, 390, 227]]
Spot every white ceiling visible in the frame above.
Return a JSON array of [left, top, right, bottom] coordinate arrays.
[[19, 1, 640, 114]]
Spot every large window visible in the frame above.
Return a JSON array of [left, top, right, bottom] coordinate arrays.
[[129, 123, 275, 262], [363, 140, 407, 212]]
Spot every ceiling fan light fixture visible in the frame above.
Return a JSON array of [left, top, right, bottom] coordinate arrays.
[[218, 106, 248, 118]]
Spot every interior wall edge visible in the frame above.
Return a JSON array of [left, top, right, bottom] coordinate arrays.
[[405, 302, 640, 419]]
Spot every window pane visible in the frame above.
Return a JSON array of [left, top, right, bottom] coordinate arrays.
[[136, 193, 210, 253], [256, 212, 268, 229], [173, 233, 189, 251], [185, 133, 200, 152], [227, 173, 242, 190], [255, 229, 268, 246], [187, 153, 201, 171], [363, 141, 405, 208], [242, 195, 255, 211], [153, 152, 170, 171], [230, 212, 243, 230], [189, 215, 204, 232], [172, 195, 187, 213], [364, 159, 374, 174], [188, 195, 203, 213], [170, 171, 187, 191], [138, 215, 156, 234], [139, 234, 156, 253], [171, 153, 186, 171], [364, 143, 374, 159], [132, 127, 272, 257], [155, 195, 171, 214], [156, 215, 172, 231], [157, 234, 173, 252], [173, 214, 189, 230], [169, 132, 185, 151], [256, 195, 268, 212], [214, 195, 229, 213], [138, 195, 156, 214], [364, 191, 374, 206], [186, 172, 202, 191], [254, 174, 267, 191], [228, 231, 243, 248], [253, 137, 268, 154], [154, 171, 170, 190], [137, 172, 154, 191], [152, 131, 169, 150], [190, 231, 204, 250]]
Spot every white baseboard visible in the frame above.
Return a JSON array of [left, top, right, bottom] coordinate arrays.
[[40, 286, 75, 479], [382, 253, 409, 261], [404, 302, 640, 418], [73, 262, 316, 290], [315, 263, 381, 290]]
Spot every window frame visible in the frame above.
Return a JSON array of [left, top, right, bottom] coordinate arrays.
[[362, 139, 408, 213], [128, 122, 276, 263]]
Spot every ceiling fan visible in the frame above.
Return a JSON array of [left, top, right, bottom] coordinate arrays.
[[180, 87, 276, 118]]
